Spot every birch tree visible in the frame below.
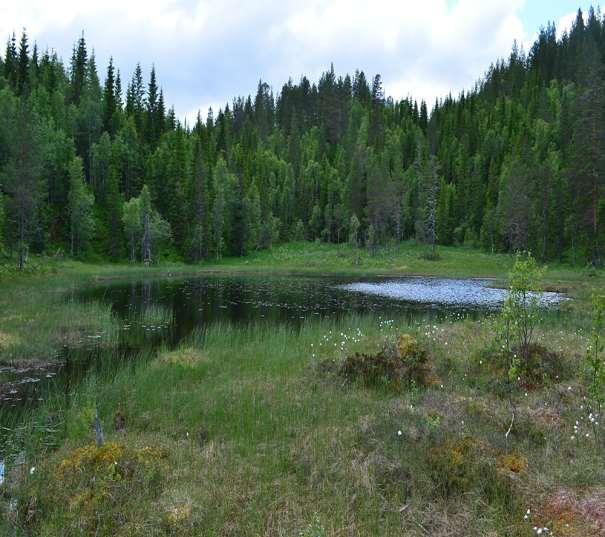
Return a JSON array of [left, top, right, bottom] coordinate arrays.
[[68, 156, 95, 257]]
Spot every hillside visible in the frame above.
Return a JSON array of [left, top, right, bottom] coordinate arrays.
[[0, 8, 604, 268]]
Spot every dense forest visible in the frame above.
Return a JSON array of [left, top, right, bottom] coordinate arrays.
[[0, 7, 604, 268]]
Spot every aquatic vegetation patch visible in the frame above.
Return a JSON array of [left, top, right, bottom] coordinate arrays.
[[152, 347, 206, 369]]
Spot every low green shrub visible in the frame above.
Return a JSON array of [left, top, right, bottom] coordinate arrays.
[[340, 334, 432, 389]]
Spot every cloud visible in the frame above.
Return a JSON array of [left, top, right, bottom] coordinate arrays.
[[0, 0, 533, 123]]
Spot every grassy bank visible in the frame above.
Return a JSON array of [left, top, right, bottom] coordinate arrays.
[[4, 309, 603, 536]]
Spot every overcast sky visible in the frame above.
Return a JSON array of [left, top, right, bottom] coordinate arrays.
[[0, 1, 600, 124]]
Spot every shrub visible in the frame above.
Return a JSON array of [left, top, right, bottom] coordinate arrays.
[[340, 334, 431, 389], [497, 453, 528, 474], [23, 441, 169, 536], [427, 437, 519, 509], [498, 251, 545, 379]]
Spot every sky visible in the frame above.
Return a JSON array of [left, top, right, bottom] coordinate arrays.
[[0, 1, 601, 124]]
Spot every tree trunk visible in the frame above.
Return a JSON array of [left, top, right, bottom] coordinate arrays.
[[142, 212, 151, 265], [18, 215, 25, 271]]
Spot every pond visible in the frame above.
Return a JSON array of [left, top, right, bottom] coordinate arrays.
[[0, 274, 566, 421]]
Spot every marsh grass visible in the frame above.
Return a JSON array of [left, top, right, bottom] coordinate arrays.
[[0, 279, 120, 367], [0, 241, 600, 370], [3, 308, 603, 536], [133, 304, 174, 330], [1, 245, 604, 535]]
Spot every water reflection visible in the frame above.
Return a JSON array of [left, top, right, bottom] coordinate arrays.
[[1, 275, 500, 414]]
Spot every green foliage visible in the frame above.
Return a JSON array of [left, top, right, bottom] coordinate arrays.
[[586, 293, 605, 415], [348, 214, 360, 247], [298, 514, 327, 537], [68, 156, 95, 257], [0, 190, 5, 253], [122, 196, 141, 262], [292, 219, 305, 241], [365, 224, 376, 255], [499, 252, 545, 371], [4, 278, 605, 536], [27, 441, 169, 536], [1, 20, 605, 265], [121, 185, 171, 263], [339, 334, 431, 389]]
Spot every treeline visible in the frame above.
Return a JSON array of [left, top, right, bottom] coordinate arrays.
[[0, 7, 604, 267]]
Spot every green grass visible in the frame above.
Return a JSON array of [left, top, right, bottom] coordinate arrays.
[[4, 310, 604, 536], [0, 275, 120, 367], [1, 242, 604, 535]]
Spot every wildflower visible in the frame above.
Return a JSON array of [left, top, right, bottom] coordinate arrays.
[[524, 508, 531, 520], [29, 466, 36, 475], [397, 430, 403, 437]]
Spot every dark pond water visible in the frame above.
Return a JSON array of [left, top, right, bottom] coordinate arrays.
[[0, 274, 566, 425], [76, 274, 494, 342]]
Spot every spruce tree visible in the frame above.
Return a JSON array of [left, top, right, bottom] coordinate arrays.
[[4, 34, 17, 90], [70, 36, 88, 105], [16, 31, 29, 96], [212, 169, 226, 259], [103, 58, 117, 135], [189, 140, 207, 261], [569, 37, 605, 265]]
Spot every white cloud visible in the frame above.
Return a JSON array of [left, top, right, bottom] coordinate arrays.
[[0, 0, 535, 122]]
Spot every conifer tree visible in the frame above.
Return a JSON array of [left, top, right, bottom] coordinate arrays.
[[103, 162, 124, 260], [70, 36, 88, 105], [189, 140, 207, 261], [16, 31, 29, 96], [246, 183, 261, 251], [103, 58, 117, 135], [212, 169, 226, 259], [4, 34, 17, 90], [569, 37, 605, 265], [0, 23, 604, 265], [2, 101, 43, 269], [0, 191, 5, 253]]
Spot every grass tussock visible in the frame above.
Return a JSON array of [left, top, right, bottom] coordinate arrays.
[[339, 334, 434, 389]]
